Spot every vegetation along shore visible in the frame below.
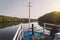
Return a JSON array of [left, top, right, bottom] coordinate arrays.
[[0, 15, 37, 28]]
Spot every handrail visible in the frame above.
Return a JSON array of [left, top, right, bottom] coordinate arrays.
[[13, 24, 23, 40], [44, 23, 60, 26]]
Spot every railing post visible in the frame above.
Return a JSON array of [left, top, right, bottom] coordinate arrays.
[[43, 23, 45, 36]]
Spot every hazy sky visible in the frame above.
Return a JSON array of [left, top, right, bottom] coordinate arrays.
[[0, 0, 60, 19]]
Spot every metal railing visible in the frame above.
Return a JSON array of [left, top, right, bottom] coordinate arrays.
[[13, 24, 23, 40]]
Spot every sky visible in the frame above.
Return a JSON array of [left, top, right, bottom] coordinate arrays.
[[0, 0, 60, 19]]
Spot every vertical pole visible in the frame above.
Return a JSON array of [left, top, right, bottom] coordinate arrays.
[[32, 24, 34, 36], [41, 23, 46, 40], [43, 23, 45, 36], [32, 24, 36, 40], [29, 0, 30, 27]]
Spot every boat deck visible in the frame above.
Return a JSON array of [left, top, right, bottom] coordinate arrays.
[[23, 31, 42, 40]]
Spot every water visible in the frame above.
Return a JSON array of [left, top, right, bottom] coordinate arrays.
[[0, 22, 50, 40], [0, 25, 19, 40]]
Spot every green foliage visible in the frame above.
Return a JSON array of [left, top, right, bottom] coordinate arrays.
[[38, 11, 60, 27], [0, 15, 37, 23], [0, 15, 37, 28], [0, 15, 20, 23]]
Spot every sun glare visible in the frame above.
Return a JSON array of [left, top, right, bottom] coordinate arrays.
[[48, 0, 60, 11]]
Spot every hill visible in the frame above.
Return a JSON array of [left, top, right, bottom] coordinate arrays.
[[38, 11, 60, 28]]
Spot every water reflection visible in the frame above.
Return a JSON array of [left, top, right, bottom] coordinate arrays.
[[0, 25, 19, 40], [0, 22, 20, 29]]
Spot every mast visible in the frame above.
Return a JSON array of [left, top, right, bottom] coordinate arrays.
[[29, 0, 31, 27]]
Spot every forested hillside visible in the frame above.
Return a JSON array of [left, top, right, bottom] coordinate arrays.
[[38, 11, 60, 28], [0, 15, 37, 23]]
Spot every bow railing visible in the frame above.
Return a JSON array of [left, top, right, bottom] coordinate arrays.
[[13, 24, 23, 40]]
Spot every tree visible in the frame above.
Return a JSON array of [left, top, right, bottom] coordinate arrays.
[[38, 11, 60, 27]]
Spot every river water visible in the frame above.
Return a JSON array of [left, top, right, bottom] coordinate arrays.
[[0, 22, 50, 40]]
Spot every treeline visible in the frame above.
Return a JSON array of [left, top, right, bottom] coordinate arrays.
[[21, 18, 37, 23], [38, 11, 60, 28], [0, 15, 37, 23]]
